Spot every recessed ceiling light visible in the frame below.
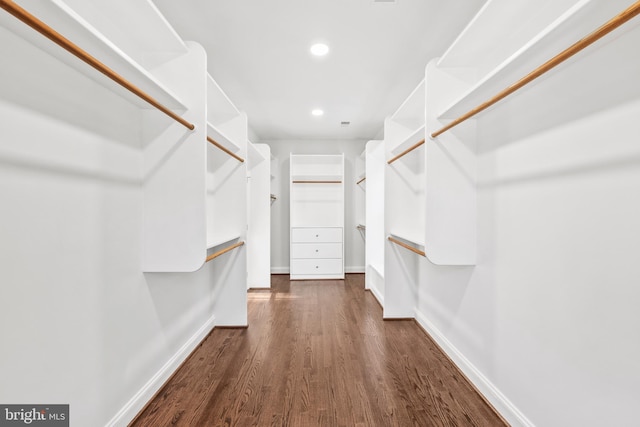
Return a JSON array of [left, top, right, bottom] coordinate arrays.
[[311, 109, 324, 116], [310, 43, 329, 56]]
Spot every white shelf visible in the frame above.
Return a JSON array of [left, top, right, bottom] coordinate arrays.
[[390, 79, 425, 129], [207, 74, 241, 125], [437, 0, 593, 120], [207, 235, 242, 251], [437, 0, 586, 73], [290, 154, 345, 179], [206, 122, 242, 154], [50, 0, 188, 70], [291, 174, 343, 182], [1, 0, 187, 111], [388, 125, 425, 157]]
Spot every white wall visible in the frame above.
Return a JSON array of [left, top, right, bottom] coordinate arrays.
[[247, 143, 271, 288], [263, 139, 366, 274], [417, 96, 640, 427], [0, 99, 220, 426]]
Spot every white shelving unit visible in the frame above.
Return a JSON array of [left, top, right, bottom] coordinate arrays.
[[365, 140, 385, 306], [204, 73, 248, 326], [1, 0, 188, 112], [205, 74, 247, 250], [0, 0, 214, 273], [0, 1, 252, 423], [290, 154, 345, 280], [423, 0, 640, 267], [247, 142, 271, 289], [384, 79, 426, 318]]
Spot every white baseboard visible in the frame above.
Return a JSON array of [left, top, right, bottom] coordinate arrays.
[[414, 311, 534, 427], [368, 285, 384, 307], [106, 314, 216, 427], [271, 267, 364, 275]]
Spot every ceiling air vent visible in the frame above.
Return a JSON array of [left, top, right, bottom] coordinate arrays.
[[341, 121, 351, 126]]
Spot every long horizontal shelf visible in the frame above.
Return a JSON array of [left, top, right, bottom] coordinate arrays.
[[207, 73, 241, 121], [292, 180, 342, 184], [0, 0, 187, 112], [387, 125, 425, 164], [291, 174, 343, 182], [437, 0, 586, 71], [390, 79, 425, 123], [206, 122, 244, 162], [54, 0, 188, 70], [436, 0, 622, 120], [207, 234, 242, 251]]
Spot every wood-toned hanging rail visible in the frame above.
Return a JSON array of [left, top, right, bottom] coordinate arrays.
[[292, 180, 342, 184], [207, 136, 245, 162], [357, 224, 366, 230], [206, 241, 244, 263], [270, 194, 277, 200], [0, 0, 195, 131], [387, 139, 425, 164], [388, 236, 426, 257], [430, 1, 640, 139], [356, 176, 366, 185]]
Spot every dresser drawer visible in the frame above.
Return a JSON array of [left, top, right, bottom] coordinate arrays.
[[291, 258, 343, 275], [292, 227, 342, 243], [291, 243, 342, 259]]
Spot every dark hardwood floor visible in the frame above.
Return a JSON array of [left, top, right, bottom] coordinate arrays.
[[131, 274, 507, 427]]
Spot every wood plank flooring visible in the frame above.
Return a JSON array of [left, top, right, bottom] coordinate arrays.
[[131, 274, 507, 427]]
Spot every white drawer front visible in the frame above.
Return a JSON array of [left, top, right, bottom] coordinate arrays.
[[292, 243, 342, 259], [292, 227, 342, 243], [291, 258, 343, 275]]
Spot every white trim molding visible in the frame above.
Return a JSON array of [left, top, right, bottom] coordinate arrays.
[[414, 310, 535, 427], [106, 314, 216, 426]]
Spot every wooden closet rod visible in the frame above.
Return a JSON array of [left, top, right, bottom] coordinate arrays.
[[356, 176, 366, 185], [207, 136, 245, 162], [430, 1, 640, 139], [387, 139, 425, 164], [357, 224, 366, 230], [206, 241, 244, 263], [388, 236, 426, 257], [0, 0, 195, 131], [270, 194, 277, 200], [292, 180, 342, 184]]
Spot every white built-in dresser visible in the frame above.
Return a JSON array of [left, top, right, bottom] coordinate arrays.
[[289, 154, 344, 280]]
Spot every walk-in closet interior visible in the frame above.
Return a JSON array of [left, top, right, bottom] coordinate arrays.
[[1, 0, 639, 425]]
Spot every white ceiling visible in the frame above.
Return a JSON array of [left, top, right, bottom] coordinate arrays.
[[153, 0, 486, 141]]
